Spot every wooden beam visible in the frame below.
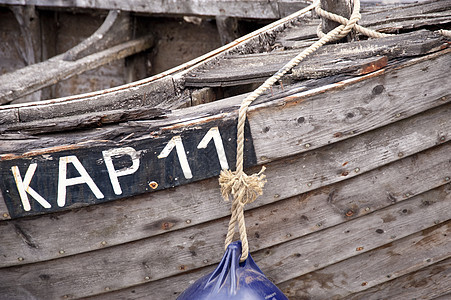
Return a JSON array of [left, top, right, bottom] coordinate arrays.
[[0, 9, 151, 104], [320, 0, 353, 42], [0, 0, 311, 19], [0, 35, 154, 104]]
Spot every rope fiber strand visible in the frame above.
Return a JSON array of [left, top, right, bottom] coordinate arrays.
[[219, 0, 390, 262]]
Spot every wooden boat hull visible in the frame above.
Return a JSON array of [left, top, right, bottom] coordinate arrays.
[[0, 0, 450, 299]]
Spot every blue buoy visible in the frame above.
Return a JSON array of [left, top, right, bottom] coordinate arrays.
[[177, 241, 288, 300]]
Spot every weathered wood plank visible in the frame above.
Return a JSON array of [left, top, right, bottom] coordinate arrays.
[[62, 10, 130, 62], [0, 0, 311, 19], [0, 35, 154, 104], [185, 30, 446, 86], [359, 0, 451, 32], [9, 5, 42, 103], [279, 224, 451, 298], [0, 96, 449, 258], [249, 49, 450, 164], [276, 0, 451, 48], [344, 258, 451, 300], [0, 138, 449, 293], [0, 3, 315, 125], [86, 220, 451, 299], [3, 184, 445, 299]]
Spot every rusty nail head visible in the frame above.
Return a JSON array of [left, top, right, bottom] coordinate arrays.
[[361, 282, 368, 286], [346, 210, 354, 217], [356, 247, 364, 251], [149, 181, 158, 189]]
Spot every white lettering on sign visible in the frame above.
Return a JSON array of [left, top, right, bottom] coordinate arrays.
[[158, 136, 193, 179], [57, 156, 104, 207], [102, 147, 140, 195], [197, 126, 229, 170], [11, 164, 51, 211]]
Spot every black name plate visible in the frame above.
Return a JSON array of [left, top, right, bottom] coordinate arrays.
[[0, 120, 256, 218]]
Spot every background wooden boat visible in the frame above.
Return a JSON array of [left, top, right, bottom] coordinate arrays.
[[0, 0, 450, 299]]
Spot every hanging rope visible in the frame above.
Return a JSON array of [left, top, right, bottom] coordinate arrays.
[[219, 0, 392, 262]]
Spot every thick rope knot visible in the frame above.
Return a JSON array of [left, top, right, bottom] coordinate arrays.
[[315, 0, 390, 40], [219, 167, 266, 205], [220, 167, 266, 261]]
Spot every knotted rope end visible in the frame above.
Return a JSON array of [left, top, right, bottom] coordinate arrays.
[[219, 166, 267, 204]]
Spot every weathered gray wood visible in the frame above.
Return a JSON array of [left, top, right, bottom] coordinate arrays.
[[0, 135, 448, 274], [249, 49, 450, 164], [1, 75, 175, 127], [359, 0, 451, 32], [320, 0, 353, 42], [0, 35, 154, 104], [3, 106, 168, 134], [0, 4, 314, 125], [344, 258, 451, 300], [88, 220, 451, 300], [216, 16, 241, 45], [0, 0, 310, 19], [277, 0, 451, 48], [2, 184, 446, 299], [0, 91, 449, 255], [185, 30, 446, 86], [278, 222, 451, 299], [9, 5, 42, 103], [63, 10, 130, 61]]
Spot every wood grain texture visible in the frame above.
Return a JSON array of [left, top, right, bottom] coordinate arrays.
[[185, 30, 445, 86], [78, 186, 451, 299], [0, 91, 451, 265], [345, 258, 451, 300], [0, 95, 448, 261], [0, 35, 154, 104], [0, 140, 449, 297], [249, 49, 450, 163], [0, 0, 311, 19], [279, 222, 451, 299]]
